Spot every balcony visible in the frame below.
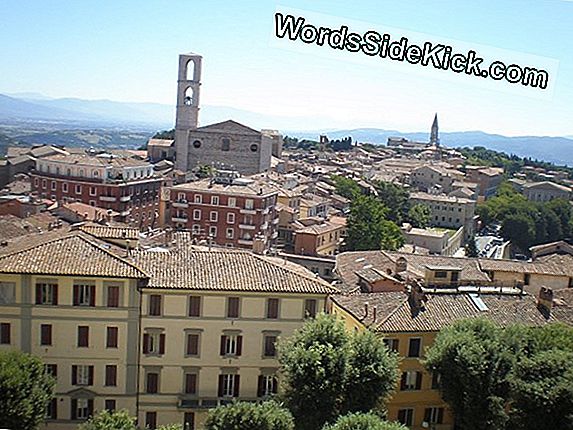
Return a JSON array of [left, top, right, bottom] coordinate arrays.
[[119, 195, 131, 202], [239, 208, 257, 215], [172, 216, 188, 223], [239, 223, 256, 230], [172, 200, 189, 208], [99, 196, 117, 202], [238, 239, 254, 245]]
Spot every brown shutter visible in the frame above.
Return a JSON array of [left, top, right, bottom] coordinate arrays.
[[415, 372, 422, 390], [51, 398, 58, 419], [272, 376, 278, 394], [424, 408, 431, 423], [233, 375, 240, 397], [236, 336, 243, 356], [35, 284, 42, 304], [189, 296, 201, 317], [218, 375, 224, 397], [107, 327, 118, 348], [88, 366, 94, 386], [220, 335, 226, 355], [159, 334, 166, 354], [186, 373, 197, 394], [108, 286, 119, 307], [187, 334, 198, 355], [400, 372, 407, 390], [143, 334, 150, 354], [71, 399, 77, 420], [106, 365, 117, 386], [89, 285, 95, 306], [438, 408, 444, 424], [257, 375, 264, 397], [71, 365, 77, 385], [53, 285, 58, 305], [73, 286, 79, 306], [87, 399, 94, 417]]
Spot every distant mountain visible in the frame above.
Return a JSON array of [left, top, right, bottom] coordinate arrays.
[[289, 129, 573, 166]]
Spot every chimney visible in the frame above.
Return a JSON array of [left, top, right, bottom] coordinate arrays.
[[396, 256, 408, 273], [364, 302, 369, 318], [537, 286, 553, 315], [408, 281, 427, 315], [372, 305, 377, 322]]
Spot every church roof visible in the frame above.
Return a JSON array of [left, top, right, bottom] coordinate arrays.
[[196, 119, 261, 135]]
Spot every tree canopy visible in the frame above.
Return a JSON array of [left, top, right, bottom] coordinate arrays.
[[322, 412, 407, 430], [0, 350, 55, 430], [78, 409, 137, 430], [204, 401, 294, 430], [278, 314, 399, 430]]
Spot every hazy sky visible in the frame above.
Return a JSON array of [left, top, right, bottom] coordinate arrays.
[[1, 0, 572, 136]]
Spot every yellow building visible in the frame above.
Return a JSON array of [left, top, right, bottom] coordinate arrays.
[[0, 229, 336, 430]]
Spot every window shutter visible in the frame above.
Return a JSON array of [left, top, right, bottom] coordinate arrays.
[[108, 286, 119, 307], [187, 334, 198, 355], [424, 408, 431, 423], [186, 373, 197, 394], [220, 335, 226, 355], [400, 372, 407, 390], [53, 285, 58, 305], [71, 399, 77, 420], [89, 286, 95, 306], [257, 375, 264, 397], [218, 375, 224, 397], [233, 375, 240, 397], [415, 372, 422, 390], [438, 408, 444, 424], [143, 334, 150, 354], [35, 284, 42, 304], [107, 327, 118, 348], [88, 366, 94, 386], [159, 334, 166, 354], [73, 286, 79, 306], [236, 336, 243, 356], [52, 398, 58, 419], [272, 376, 278, 394], [72, 365, 77, 385], [88, 399, 94, 417]]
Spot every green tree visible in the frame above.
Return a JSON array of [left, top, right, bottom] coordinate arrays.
[[331, 175, 362, 200], [322, 412, 407, 430], [345, 195, 404, 251], [424, 319, 513, 430], [374, 182, 410, 224], [465, 234, 479, 258], [78, 409, 136, 430], [501, 213, 536, 253], [279, 314, 399, 430], [0, 350, 55, 430], [407, 204, 431, 228], [204, 401, 294, 430]]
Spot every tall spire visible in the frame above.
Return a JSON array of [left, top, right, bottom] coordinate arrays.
[[430, 113, 439, 146]]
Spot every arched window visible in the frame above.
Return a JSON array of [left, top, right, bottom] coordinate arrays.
[[184, 87, 194, 106]]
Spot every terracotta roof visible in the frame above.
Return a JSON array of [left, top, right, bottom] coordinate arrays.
[[553, 289, 573, 325], [171, 178, 277, 197], [131, 247, 337, 295], [147, 138, 174, 147], [0, 232, 146, 279], [79, 225, 140, 240], [478, 256, 573, 277]]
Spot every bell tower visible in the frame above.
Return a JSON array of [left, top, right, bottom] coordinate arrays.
[[175, 52, 202, 171]]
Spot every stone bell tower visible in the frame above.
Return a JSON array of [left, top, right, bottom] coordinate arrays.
[[175, 53, 202, 171]]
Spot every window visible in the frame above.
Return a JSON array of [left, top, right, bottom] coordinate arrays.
[[145, 411, 157, 430], [107, 286, 120, 307], [106, 327, 118, 348], [211, 195, 219, 205], [245, 199, 254, 210], [397, 408, 414, 426], [89, 186, 96, 196], [266, 298, 279, 319], [424, 407, 444, 425], [227, 212, 235, 224], [220, 334, 243, 356], [0, 282, 15, 304], [210, 211, 218, 222], [183, 412, 195, 430], [408, 338, 421, 358], [186, 333, 200, 356], [51, 181, 56, 191], [149, 295, 162, 316], [77, 326, 89, 347], [304, 299, 317, 318], [72, 365, 94, 386], [257, 375, 278, 397], [194, 194, 202, 204], [431, 371, 441, 389], [228, 197, 236, 207], [250, 143, 259, 152], [73, 284, 95, 307], [46, 398, 58, 419], [209, 226, 217, 237], [193, 209, 201, 220], [36, 282, 58, 305], [143, 332, 165, 355], [185, 373, 197, 394], [104, 400, 116, 412], [41, 324, 53, 346], [227, 297, 240, 318], [221, 138, 230, 151], [45, 364, 58, 379], [0, 323, 10, 344], [188, 296, 201, 317], [218, 374, 240, 398], [105, 365, 117, 386], [434, 271, 448, 279], [42, 179, 47, 189], [177, 192, 186, 202], [146, 372, 159, 393], [225, 228, 234, 239], [193, 140, 201, 148], [75, 184, 82, 195], [400, 371, 422, 391], [72, 398, 93, 421], [383, 338, 400, 353], [263, 335, 277, 357]]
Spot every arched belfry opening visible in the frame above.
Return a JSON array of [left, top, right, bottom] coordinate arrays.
[[175, 53, 202, 131], [184, 87, 194, 106]]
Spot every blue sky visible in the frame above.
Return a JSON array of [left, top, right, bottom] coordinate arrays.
[[1, 0, 572, 136]]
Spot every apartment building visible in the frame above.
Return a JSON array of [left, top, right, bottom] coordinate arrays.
[[293, 217, 347, 257], [410, 166, 463, 194], [464, 166, 504, 200], [167, 171, 279, 250], [329, 286, 571, 430], [31, 151, 163, 229], [0, 229, 336, 430], [409, 192, 476, 239], [522, 181, 572, 202]]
